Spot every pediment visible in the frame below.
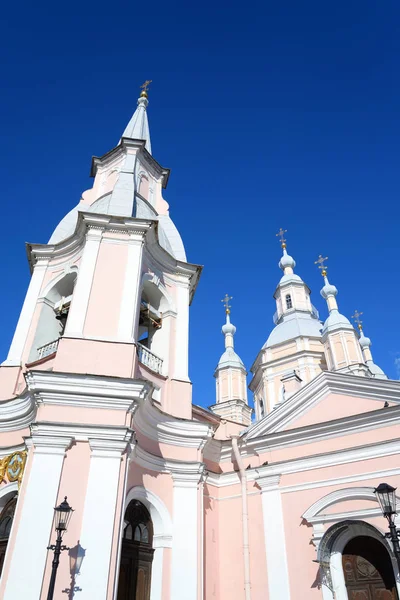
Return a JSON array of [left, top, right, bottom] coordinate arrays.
[[244, 371, 400, 440]]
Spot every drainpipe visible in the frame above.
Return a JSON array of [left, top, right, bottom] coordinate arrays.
[[231, 436, 251, 600]]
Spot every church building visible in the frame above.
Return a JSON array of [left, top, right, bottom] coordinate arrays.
[[0, 83, 399, 600]]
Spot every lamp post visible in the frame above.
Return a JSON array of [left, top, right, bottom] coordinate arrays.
[[374, 483, 400, 570], [46, 497, 74, 600]]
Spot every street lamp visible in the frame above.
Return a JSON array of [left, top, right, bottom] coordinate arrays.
[[374, 483, 400, 570], [46, 497, 74, 600]]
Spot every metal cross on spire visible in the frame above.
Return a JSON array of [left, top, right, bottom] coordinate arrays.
[[276, 228, 287, 248], [351, 309, 363, 330], [221, 294, 233, 314], [140, 80, 152, 95], [315, 255, 328, 276]]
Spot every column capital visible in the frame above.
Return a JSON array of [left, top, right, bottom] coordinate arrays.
[[171, 464, 206, 488], [89, 435, 134, 458], [256, 473, 281, 491]]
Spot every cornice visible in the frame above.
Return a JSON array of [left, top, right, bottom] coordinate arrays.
[[133, 399, 215, 448], [207, 437, 400, 488], [29, 421, 133, 445], [0, 391, 36, 433], [240, 404, 400, 458], [245, 371, 400, 439], [25, 370, 152, 411], [133, 445, 205, 483]]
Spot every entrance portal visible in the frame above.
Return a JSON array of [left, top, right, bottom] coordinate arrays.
[[117, 500, 154, 600], [342, 536, 398, 599]]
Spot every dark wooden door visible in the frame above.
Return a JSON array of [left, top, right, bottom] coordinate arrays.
[[117, 541, 153, 600], [342, 536, 398, 600]]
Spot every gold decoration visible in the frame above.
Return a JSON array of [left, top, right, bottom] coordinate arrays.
[[140, 80, 152, 97], [351, 309, 363, 331], [276, 228, 287, 249], [221, 294, 233, 314], [315, 254, 328, 277], [0, 451, 27, 489]]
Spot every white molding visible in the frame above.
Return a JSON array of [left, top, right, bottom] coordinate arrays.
[[303, 486, 383, 521], [245, 370, 400, 440], [133, 397, 215, 448], [206, 438, 400, 489], [29, 421, 133, 445], [2, 259, 48, 366], [133, 445, 205, 477], [3, 439, 67, 600], [259, 476, 291, 600], [25, 369, 152, 410], [0, 392, 36, 432]]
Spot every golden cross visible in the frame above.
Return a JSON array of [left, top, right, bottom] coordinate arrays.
[[351, 309, 363, 330], [315, 255, 328, 274], [140, 80, 152, 93], [221, 294, 233, 314], [276, 228, 287, 248]]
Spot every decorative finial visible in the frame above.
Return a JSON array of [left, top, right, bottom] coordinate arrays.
[[351, 309, 363, 331], [140, 80, 152, 98], [276, 228, 287, 249], [221, 294, 233, 315], [315, 254, 328, 277]]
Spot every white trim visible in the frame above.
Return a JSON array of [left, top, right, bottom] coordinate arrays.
[[3, 259, 48, 365], [3, 439, 69, 600], [78, 442, 126, 600], [117, 235, 144, 342], [64, 227, 101, 336], [245, 370, 400, 440], [258, 475, 291, 599], [171, 472, 201, 600], [133, 397, 215, 448]]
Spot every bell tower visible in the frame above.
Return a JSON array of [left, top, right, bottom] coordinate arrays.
[[0, 83, 200, 419]]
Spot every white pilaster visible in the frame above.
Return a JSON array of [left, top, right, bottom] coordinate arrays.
[[64, 228, 102, 336], [3, 435, 72, 600], [3, 258, 48, 365], [78, 437, 129, 600], [170, 469, 203, 600], [117, 233, 144, 342], [258, 474, 291, 600], [172, 282, 190, 381]]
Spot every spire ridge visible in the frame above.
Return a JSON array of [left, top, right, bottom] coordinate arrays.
[[121, 82, 152, 153]]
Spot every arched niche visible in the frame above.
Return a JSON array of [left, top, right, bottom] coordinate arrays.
[[115, 486, 172, 600], [0, 482, 18, 578], [28, 269, 77, 362], [137, 274, 176, 375], [317, 520, 400, 600]]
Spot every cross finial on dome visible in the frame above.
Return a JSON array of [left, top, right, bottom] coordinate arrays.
[[276, 228, 287, 249], [140, 79, 152, 98], [315, 254, 328, 277], [351, 309, 363, 331], [221, 294, 233, 315]]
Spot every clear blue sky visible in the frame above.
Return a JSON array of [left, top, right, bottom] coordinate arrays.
[[1, 1, 399, 407]]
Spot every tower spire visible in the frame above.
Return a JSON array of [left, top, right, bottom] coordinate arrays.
[[121, 81, 152, 153], [351, 311, 387, 379], [210, 297, 252, 426], [317, 256, 367, 375]]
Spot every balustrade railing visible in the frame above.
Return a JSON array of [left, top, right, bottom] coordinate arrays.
[[37, 339, 59, 360], [137, 342, 163, 375]]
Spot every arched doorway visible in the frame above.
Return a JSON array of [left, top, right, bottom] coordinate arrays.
[[117, 500, 154, 600], [342, 536, 398, 599], [0, 497, 17, 576]]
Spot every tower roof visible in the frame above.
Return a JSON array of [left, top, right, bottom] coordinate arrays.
[[265, 233, 322, 348], [215, 296, 246, 372], [121, 84, 152, 153]]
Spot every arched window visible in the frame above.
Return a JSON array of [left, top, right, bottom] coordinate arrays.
[[118, 500, 154, 600], [0, 497, 17, 576], [285, 294, 293, 309], [259, 398, 265, 418]]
